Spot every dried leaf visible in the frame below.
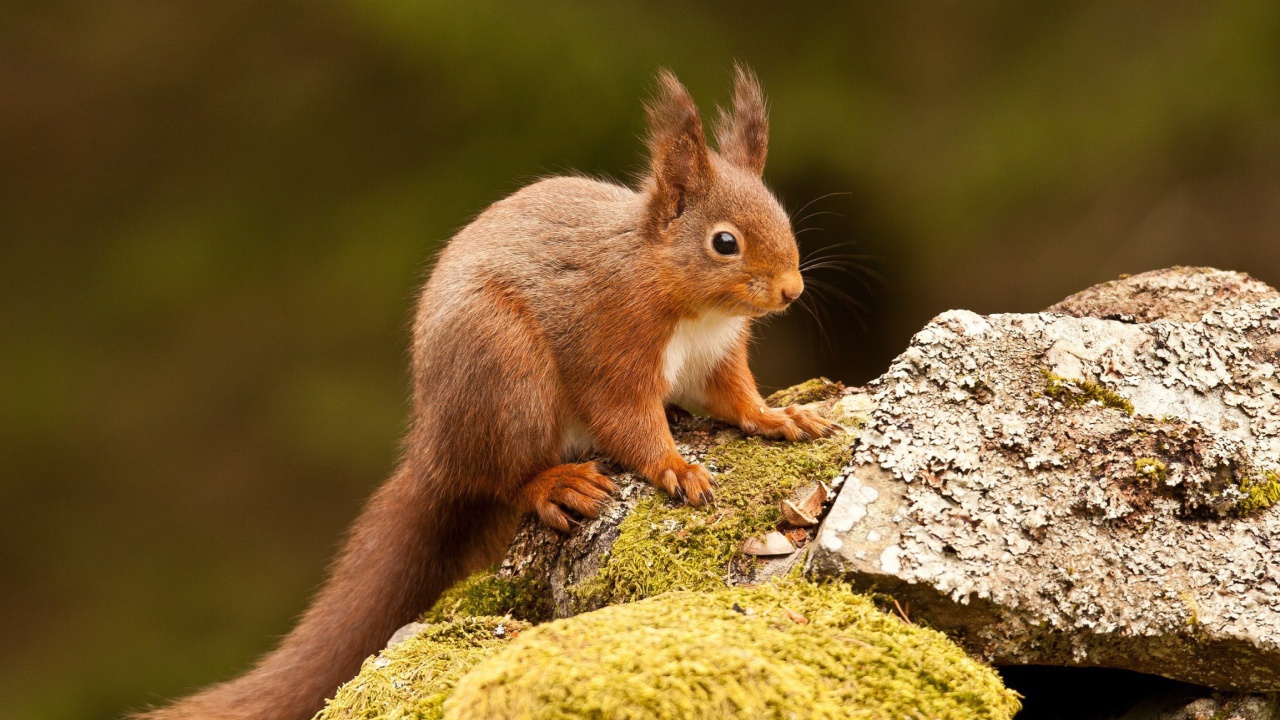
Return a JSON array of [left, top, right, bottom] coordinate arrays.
[[741, 531, 796, 556], [783, 608, 809, 625], [780, 499, 818, 527]]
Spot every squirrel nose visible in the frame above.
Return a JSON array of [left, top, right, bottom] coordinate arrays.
[[778, 273, 804, 305]]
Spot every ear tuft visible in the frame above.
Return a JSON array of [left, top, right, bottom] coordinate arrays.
[[644, 69, 712, 231], [714, 63, 769, 176]]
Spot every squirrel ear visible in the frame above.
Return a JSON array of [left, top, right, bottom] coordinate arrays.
[[714, 63, 769, 177], [644, 69, 712, 230]]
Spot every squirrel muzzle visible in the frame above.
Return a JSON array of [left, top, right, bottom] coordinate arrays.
[[777, 272, 804, 307]]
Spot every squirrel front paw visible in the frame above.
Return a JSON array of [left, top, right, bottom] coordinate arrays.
[[649, 459, 715, 507], [523, 462, 618, 533], [740, 405, 839, 442]]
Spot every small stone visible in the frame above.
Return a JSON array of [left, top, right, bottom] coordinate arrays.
[[386, 622, 428, 648]]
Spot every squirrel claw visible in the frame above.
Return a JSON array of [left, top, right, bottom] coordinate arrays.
[[742, 406, 839, 442], [653, 462, 713, 507], [527, 462, 617, 533]]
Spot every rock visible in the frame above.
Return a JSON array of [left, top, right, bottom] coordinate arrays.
[[808, 267, 1280, 692], [1048, 266, 1277, 324], [1118, 691, 1280, 720], [1159, 695, 1278, 720], [386, 621, 429, 648]]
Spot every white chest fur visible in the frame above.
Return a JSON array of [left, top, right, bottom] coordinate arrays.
[[662, 311, 746, 407], [557, 312, 744, 461]]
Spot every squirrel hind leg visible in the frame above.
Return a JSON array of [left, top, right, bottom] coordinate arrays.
[[518, 462, 618, 533]]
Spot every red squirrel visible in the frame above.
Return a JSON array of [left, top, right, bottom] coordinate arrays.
[[139, 65, 836, 720]]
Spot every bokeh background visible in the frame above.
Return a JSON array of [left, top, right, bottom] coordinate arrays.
[[3, 2, 1279, 718]]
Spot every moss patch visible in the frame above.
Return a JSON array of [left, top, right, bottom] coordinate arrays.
[[575, 430, 850, 605], [765, 377, 845, 407], [446, 580, 1021, 720], [1236, 469, 1280, 515], [1041, 369, 1134, 415], [1134, 457, 1168, 483], [423, 566, 551, 623], [315, 616, 529, 720]]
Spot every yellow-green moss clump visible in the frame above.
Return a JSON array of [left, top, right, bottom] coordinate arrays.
[[1041, 370, 1134, 414], [423, 567, 551, 623], [446, 580, 1021, 720], [764, 377, 845, 407], [315, 616, 529, 720], [575, 430, 849, 605], [1236, 469, 1280, 515], [1134, 457, 1168, 483]]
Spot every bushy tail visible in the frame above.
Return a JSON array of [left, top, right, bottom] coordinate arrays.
[[137, 463, 517, 720]]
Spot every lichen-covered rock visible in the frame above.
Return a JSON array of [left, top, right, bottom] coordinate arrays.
[[444, 580, 1020, 720], [1118, 690, 1280, 720], [1048, 266, 1277, 324], [808, 267, 1280, 692]]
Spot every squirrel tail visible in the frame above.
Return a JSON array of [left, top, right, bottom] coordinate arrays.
[[135, 461, 518, 720]]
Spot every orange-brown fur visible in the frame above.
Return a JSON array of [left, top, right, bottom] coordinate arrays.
[[136, 65, 835, 720]]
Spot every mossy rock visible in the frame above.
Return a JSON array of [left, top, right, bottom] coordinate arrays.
[[425, 423, 853, 621], [577, 424, 851, 606], [425, 382, 869, 623], [315, 616, 529, 720], [764, 377, 845, 407], [423, 564, 552, 623], [445, 580, 1021, 720]]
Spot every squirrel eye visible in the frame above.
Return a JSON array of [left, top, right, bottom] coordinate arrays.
[[711, 231, 739, 256]]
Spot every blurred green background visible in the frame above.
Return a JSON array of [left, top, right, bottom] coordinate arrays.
[[2, 2, 1279, 718]]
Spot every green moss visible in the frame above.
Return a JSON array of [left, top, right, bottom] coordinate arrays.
[[1236, 469, 1280, 515], [1041, 369, 1134, 415], [315, 615, 528, 720], [1179, 591, 1203, 631], [575, 431, 850, 605], [446, 580, 1021, 720], [422, 567, 552, 623], [764, 377, 845, 407], [1134, 457, 1168, 483]]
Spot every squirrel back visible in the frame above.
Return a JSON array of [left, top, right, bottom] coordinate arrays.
[[136, 65, 835, 720]]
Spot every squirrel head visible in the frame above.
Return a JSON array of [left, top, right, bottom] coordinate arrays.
[[641, 65, 801, 318]]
